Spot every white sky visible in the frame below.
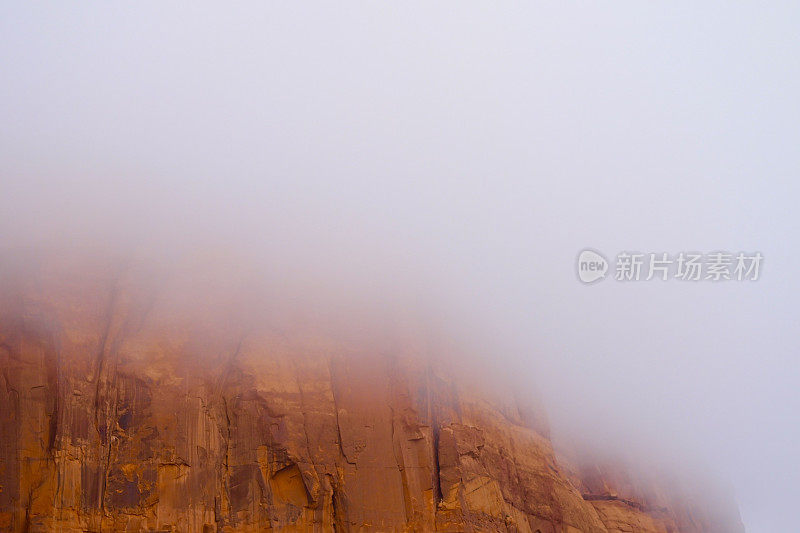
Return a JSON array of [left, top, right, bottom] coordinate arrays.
[[2, 3, 799, 531]]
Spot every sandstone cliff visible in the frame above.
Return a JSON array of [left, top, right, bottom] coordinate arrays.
[[0, 256, 744, 532]]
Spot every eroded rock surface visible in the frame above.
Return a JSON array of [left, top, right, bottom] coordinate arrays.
[[0, 257, 744, 532]]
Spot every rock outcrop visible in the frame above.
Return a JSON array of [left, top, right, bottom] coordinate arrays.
[[0, 255, 744, 532]]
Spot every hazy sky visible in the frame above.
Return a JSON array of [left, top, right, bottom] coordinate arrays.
[[2, 3, 799, 531]]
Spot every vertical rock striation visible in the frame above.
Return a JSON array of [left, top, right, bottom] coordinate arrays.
[[0, 257, 744, 532]]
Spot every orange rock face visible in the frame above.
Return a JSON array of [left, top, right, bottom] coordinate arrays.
[[0, 257, 744, 532]]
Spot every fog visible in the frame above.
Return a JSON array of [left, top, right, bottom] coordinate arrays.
[[2, 3, 799, 531]]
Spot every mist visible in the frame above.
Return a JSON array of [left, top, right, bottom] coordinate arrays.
[[2, 3, 799, 531]]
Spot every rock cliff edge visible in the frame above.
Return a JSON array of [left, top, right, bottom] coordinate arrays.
[[0, 257, 744, 532]]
